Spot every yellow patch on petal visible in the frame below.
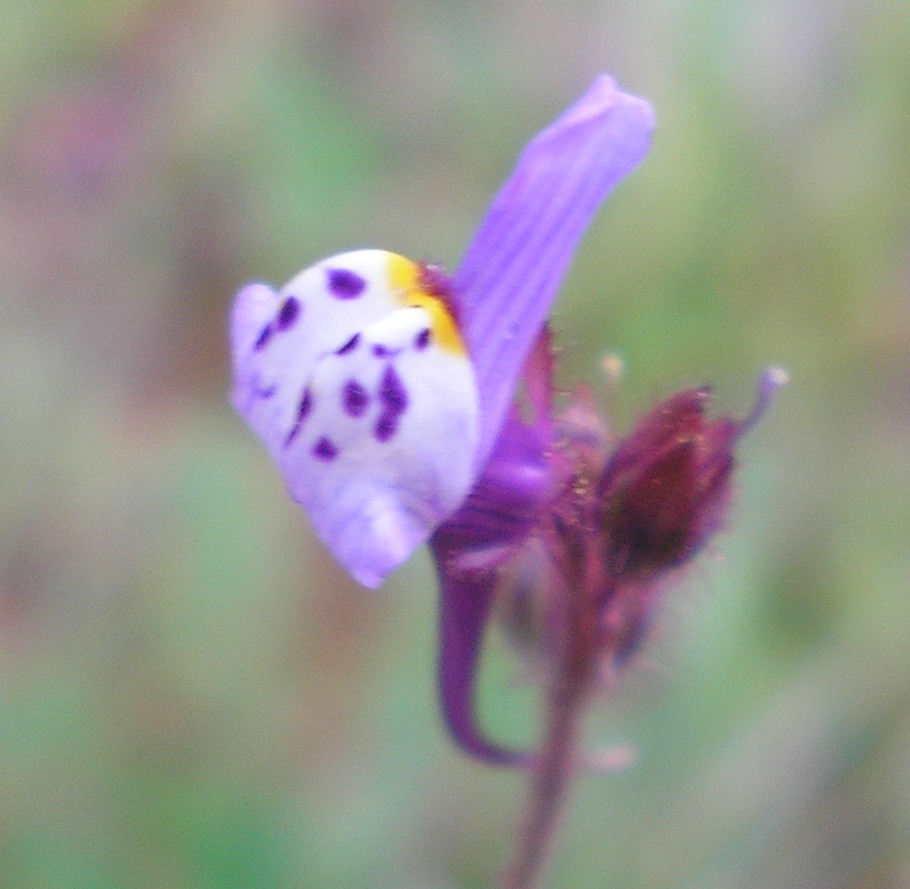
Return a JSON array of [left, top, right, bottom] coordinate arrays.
[[386, 253, 466, 355]]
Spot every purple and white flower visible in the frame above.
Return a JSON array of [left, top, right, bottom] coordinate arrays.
[[230, 75, 784, 766]]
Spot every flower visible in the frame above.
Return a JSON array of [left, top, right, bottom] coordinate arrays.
[[230, 75, 651, 587], [229, 75, 784, 766]]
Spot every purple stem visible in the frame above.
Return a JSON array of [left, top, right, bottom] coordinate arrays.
[[501, 548, 603, 888]]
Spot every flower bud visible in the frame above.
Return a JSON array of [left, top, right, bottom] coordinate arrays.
[[597, 387, 738, 583]]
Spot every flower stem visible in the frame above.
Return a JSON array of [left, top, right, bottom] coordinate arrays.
[[501, 580, 595, 889]]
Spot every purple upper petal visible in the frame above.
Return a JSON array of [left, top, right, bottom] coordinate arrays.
[[455, 75, 654, 472]]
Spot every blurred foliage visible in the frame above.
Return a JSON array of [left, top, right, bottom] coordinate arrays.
[[1, 1, 908, 887]]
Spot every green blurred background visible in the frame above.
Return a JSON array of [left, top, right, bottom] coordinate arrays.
[[1, 1, 908, 887]]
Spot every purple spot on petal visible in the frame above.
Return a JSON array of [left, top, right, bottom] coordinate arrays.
[[414, 328, 431, 351], [277, 296, 301, 330], [297, 386, 313, 421], [374, 369, 408, 441], [379, 365, 408, 414], [253, 324, 272, 350], [374, 411, 399, 442], [284, 387, 313, 447], [372, 344, 392, 358], [342, 380, 369, 417], [312, 436, 339, 461], [336, 333, 360, 355], [327, 268, 366, 299]]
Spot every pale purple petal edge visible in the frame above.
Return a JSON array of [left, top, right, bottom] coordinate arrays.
[[455, 75, 654, 471]]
